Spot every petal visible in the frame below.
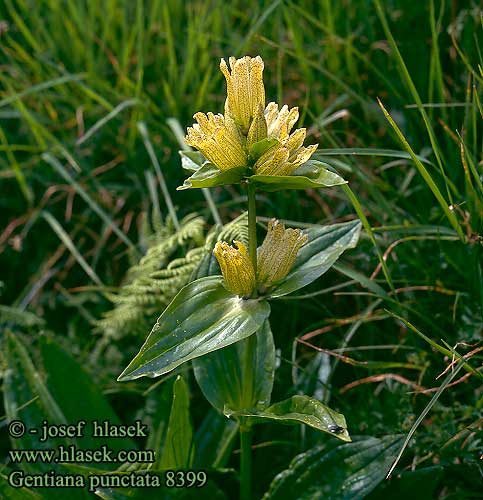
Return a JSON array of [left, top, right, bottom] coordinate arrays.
[[247, 103, 268, 149], [253, 146, 290, 175], [213, 240, 256, 297], [289, 143, 318, 169], [286, 128, 307, 158], [257, 219, 308, 287], [220, 56, 266, 135]]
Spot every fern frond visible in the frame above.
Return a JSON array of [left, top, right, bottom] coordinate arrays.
[[95, 213, 206, 339], [0, 305, 45, 328], [218, 211, 249, 244]]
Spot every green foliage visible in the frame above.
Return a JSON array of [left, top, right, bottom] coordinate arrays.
[[118, 276, 271, 380], [226, 394, 350, 442], [95, 214, 205, 338], [158, 376, 193, 469], [269, 220, 362, 297], [193, 319, 276, 412], [263, 435, 404, 500]]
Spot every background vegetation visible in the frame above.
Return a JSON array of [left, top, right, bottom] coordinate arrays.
[[1, 0, 482, 498]]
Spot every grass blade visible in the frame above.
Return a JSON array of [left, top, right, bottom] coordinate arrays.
[[386, 354, 465, 478], [137, 121, 180, 230], [41, 211, 103, 286], [76, 98, 140, 145], [377, 99, 465, 241], [42, 152, 138, 255]]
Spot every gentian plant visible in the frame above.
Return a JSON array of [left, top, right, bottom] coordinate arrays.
[[119, 55, 362, 499]]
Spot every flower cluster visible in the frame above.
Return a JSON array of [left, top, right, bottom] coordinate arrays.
[[213, 219, 308, 298], [185, 56, 318, 176]]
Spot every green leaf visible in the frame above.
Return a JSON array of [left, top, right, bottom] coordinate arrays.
[[262, 435, 404, 500], [118, 276, 270, 381], [158, 375, 193, 469], [367, 466, 443, 500], [193, 319, 275, 413], [193, 409, 238, 468], [142, 380, 174, 465], [177, 163, 247, 190], [95, 477, 227, 500], [39, 335, 134, 454], [0, 473, 43, 500], [314, 148, 433, 165], [179, 150, 206, 172], [248, 138, 278, 160], [3, 333, 88, 499], [249, 160, 346, 192], [225, 394, 351, 442], [269, 220, 362, 298], [3, 332, 68, 452], [190, 233, 221, 281]]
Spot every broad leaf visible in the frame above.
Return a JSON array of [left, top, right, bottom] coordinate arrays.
[[179, 150, 206, 172], [250, 160, 346, 192], [3, 333, 87, 499], [225, 394, 350, 442], [3, 332, 68, 453], [262, 435, 404, 500], [159, 376, 193, 469], [141, 380, 174, 465], [367, 465, 443, 500], [248, 138, 279, 160], [269, 220, 361, 297], [39, 335, 134, 455], [190, 234, 220, 281], [190, 249, 219, 280], [193, 410, 238, 468], [178, 163, 247, 190], [118, 276, 270, 381], [193, 319, 275, 413], [0, 473, 43, 500]]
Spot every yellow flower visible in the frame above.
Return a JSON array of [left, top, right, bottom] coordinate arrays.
[[253, 102, 318, 176], [247, 102, 268, 149], [213, 240, 256, 297], [185, 112, 247, 171], [265, 102, 299, 141], [257, 219, 308, 288], [185, 57, 317, 179], [220, 56, 265, 136]]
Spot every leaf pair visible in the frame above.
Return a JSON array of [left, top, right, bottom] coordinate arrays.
[[118, 219, 361, 382], [178, 151, 346, 191]]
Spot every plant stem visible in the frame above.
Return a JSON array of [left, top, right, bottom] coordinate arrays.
[[247, 182, 258, 275], [239, 180, 257, 500], [240, 419, 252, 500]]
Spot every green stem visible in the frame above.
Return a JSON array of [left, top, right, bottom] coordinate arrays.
[[239, 180, 257, 500], [247, 182, 258, 276], [240, 420, 252, 500]]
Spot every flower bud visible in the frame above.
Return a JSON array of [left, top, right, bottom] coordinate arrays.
[[185, 112, 247, 171], [220, 56, 265, 135], [257, 219, 308, 288], [247, 103, 268, 150], [213, 240, 256, 297]]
